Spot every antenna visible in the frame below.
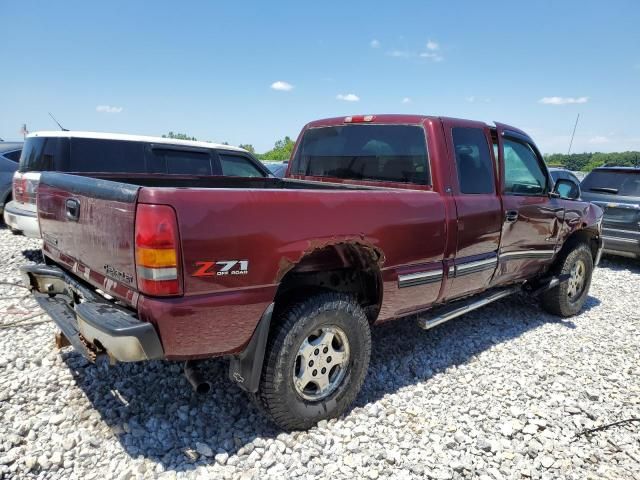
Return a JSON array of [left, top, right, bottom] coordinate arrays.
[[567, 113, 580, 155], [48, 112, 68, 131]]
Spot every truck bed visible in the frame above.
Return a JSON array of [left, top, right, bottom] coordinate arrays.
[[37, 172, 447, 357]]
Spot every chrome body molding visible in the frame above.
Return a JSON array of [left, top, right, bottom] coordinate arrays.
[[398, 269, 443, 288], [454, 256, 498, 276], [499, 250, 555, 261]]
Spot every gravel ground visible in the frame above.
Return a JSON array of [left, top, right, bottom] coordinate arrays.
[[0, 225, 639, 480]]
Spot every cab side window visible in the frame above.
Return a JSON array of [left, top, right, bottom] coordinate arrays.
[[452, 127, 495, 194], [503, 139, 547, 195]]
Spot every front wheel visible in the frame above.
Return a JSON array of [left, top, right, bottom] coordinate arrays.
[[541, 244, 594, 317], [256, 292, 371, 430]]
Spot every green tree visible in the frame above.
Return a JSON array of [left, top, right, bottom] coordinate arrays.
[[544, 151, 640, 172], [260, 136, 295, 161], [238, 144, 255, 153], [162, 132, 197, 141]]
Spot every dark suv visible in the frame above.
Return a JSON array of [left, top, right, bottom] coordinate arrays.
[[581, 166, 640, 259], [4, 132, 269, 237]]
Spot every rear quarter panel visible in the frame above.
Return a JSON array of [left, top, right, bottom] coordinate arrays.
[[138, 186, 447, 357]]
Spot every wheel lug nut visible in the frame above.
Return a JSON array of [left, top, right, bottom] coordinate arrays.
[[314, 348, 319, 355], [323, 347, 328, 353], [321, 367, 326, 374], [309, 360, 314, 367], [312, 369, 317, 376], [327, 356, 332, 363]]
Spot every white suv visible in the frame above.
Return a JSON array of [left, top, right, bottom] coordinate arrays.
[[4, 131, 269, 237]]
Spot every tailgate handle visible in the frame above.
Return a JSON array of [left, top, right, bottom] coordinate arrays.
[[65, 198, 80, 222]]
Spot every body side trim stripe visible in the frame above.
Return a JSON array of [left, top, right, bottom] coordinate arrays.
[[398, 269, 443, 288]]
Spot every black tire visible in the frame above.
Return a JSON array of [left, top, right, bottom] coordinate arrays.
[[256, 292, 371, 430], [541, 244, 593, 317]]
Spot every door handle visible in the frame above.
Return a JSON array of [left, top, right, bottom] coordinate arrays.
[[65, 198, 80, 222], [505, 210, 519, 223]]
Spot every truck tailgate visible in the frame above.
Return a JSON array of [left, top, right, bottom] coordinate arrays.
[[37, 173, 141, 306]]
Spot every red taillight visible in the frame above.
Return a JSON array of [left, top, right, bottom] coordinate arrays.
[[135, 204, 182, 296], [12, 172, 37, 205]]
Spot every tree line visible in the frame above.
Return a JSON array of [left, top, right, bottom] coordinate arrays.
[[544, 151, 640, 171]]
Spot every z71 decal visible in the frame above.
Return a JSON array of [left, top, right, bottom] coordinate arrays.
[[193, 260, 249, 277]]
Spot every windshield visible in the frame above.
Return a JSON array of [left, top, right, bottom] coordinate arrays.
[[291, 124, 429, 185], [581, 170, 640, 196]]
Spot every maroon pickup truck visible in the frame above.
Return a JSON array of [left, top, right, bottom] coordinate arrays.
[[22, 115, 603, 430]]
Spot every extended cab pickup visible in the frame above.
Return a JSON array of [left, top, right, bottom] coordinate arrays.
[[23, 115, 603, 430]]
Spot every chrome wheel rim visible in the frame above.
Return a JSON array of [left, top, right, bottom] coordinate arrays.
[[567, 259, 586, 301], [293, 326, 350, 401]]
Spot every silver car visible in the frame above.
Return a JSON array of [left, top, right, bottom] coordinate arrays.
[[0, 142, 22, 218]]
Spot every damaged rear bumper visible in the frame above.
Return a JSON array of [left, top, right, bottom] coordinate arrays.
[[20, 264, 164, 362]]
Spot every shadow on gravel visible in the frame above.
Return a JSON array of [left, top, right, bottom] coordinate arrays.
[[21, 248, 44, 263], [59, 288, 603, 472], [598, 255, 640, 274]]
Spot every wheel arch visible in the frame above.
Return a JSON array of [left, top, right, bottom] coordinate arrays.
[[274, 241, 385, 324]]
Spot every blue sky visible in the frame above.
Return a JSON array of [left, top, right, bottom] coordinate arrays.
[[1, 1, 639, 154]]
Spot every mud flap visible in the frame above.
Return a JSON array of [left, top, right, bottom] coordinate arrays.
[[228, 303, 274, 393]]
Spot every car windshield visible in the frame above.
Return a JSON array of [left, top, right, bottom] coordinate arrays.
[[581, 170, 640, 196], [291, 124, 429, 184]]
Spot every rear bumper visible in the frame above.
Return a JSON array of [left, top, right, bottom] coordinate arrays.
[[3, 201, 40, 238], [602, 229, 640, 259], [21, 264, 164, 362]]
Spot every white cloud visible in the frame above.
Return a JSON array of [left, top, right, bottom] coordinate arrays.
[[370, 39, 380, 48], [538, 96, 589, 105], [270, 81, 294, 92], [96, 105, 123, 114], [426, 40, 439, 51], [419, 51, 443, 62], [466, 96, 476, 103], [588, 135, 610, 144], [387, 40, 444, 61], [388, 50, 411, 58], [401, 97, 411, 104], [336, 93, 360, 102]]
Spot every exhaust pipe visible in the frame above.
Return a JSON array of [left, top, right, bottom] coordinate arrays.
[[184, 361, 212, 394]]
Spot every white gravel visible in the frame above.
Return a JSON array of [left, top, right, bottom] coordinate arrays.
[[1, 225, 639, 480]]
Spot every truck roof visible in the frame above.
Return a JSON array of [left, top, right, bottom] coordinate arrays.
[[26, 131, 247, 153], [304, 115, 527, 137]]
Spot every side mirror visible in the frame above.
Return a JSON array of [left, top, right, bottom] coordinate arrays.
[[552, 178, 580, 200]]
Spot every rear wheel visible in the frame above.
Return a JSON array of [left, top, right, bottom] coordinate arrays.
[[541, 244, 593, 317], [256, 292, 371, 430]]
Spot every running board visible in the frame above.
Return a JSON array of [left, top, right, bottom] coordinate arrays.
[[417, 287, 520, 330]]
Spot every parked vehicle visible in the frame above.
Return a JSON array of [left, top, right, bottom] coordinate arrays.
[[4, 131, 269, 237], [581, 166, 640, 259], [264, 161, 288, 178], [22, 115, 603, 430], [0, 142, 23, 218]]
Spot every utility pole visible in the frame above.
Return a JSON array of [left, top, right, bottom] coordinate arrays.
[[567, 114, 580, 155]]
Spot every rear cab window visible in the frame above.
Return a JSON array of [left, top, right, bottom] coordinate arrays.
[[582, 170, 640, 196], [19, 137, 69, 172], [291, 124, 430, 185]]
